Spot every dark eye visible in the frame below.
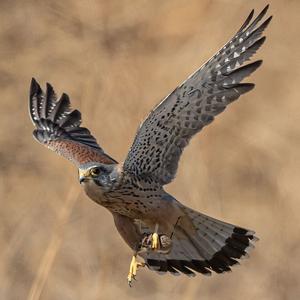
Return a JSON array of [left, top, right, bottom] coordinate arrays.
[[90, 167, 100, 177]]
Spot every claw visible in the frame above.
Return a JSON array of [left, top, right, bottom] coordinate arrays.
[[127, 255, 145, 287]]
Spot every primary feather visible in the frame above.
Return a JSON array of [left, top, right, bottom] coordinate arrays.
[[124, 5, 272, 185], [29, 78, 117, 165]]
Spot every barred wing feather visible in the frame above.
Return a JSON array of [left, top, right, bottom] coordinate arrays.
[[124, 6, 271, 185], [29, 78, 116, 166]]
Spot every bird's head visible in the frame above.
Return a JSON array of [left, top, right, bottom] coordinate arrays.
[[78, 162, 120, 191]]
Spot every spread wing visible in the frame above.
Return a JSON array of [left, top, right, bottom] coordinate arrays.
[[124, 6, 271, 185], [29, 78, 117, 166]]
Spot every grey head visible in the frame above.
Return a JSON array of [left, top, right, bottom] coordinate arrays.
[[78, 162, 120, 191]]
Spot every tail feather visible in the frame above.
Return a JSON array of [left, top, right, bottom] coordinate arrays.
[[184, 206, 257, 253], [143, 206, 257, 276]]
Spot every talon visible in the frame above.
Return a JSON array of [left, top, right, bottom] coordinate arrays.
[[151, 232, 159, 250], [127, 255, 145, 287]]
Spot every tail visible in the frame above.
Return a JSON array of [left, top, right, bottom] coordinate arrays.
[[143, 206, 258, 276]]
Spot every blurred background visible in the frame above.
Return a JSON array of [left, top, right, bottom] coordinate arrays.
[[0, 0, 299, 299]]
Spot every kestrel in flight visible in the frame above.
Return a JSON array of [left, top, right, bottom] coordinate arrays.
[[29, 6, 271, 286]]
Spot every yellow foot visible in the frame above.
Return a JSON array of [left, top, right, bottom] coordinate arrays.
[[151, 232, 159, 250], [127, 255, 145, 287]]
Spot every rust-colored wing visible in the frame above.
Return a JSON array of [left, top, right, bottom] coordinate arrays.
[[29, 78, 117, 166]]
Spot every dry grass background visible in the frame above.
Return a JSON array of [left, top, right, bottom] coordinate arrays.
[[0, 0, 299, 299]]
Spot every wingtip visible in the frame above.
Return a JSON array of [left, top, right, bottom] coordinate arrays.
[[247, 8, 255, 24], [30, 77, 41, 97], [60, 92, 70, 103], [248, 9, 255, 19], [254, 59, 263, 68], [263, 4, 270, 13], [224, 83, 255, 94], [265, 15, 273, 24], [260, 36, 267, 43], [257, 4, 270, 20], [46, 82, 56, 97], [29, 78, 41, 124], [46, 82, 54, 90], [238, 9, 254, 33], [244, 60, 263, 73]]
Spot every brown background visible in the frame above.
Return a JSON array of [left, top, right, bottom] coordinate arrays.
[[0, 0, 299, 299]]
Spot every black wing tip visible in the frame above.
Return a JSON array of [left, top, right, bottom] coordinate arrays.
[[71, 109, 81, 117], [258, 35, 267, 44], [30, 77, 41, 97], [262, 4, 270, 14], [46, 82, 55, 92], [239, 59, 262, 69], [30, 78, 56, 100], [29, 79, 74, 126], [256, 4, 270, 20], [45, 82, 56, 105], [31, 77, 37, 85], [226, 60, 263, 81], [237, 83, 255, 94], [249, 35, 267, 50], [238, 4, 270, 34], [263, 15, 273, 27], [29, 77, 41, 124], [61, 92, 70, 101], [247, 60, 263, 76], [28, 79, 106, 155], [31, 77, 37, 86], [251, 59, 263, 68], [239, 9, 254, 33], [239, 4, 271, 37]]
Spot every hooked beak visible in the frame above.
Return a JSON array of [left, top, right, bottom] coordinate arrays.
[[79, 169, 90, 184]]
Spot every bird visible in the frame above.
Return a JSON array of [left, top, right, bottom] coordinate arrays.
[[29, 5, 271, 286]]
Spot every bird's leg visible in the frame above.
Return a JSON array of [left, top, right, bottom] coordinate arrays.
[[127, 253, 145, 287], [151, 223, 159, 250], [140, 224, 173, 253]]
